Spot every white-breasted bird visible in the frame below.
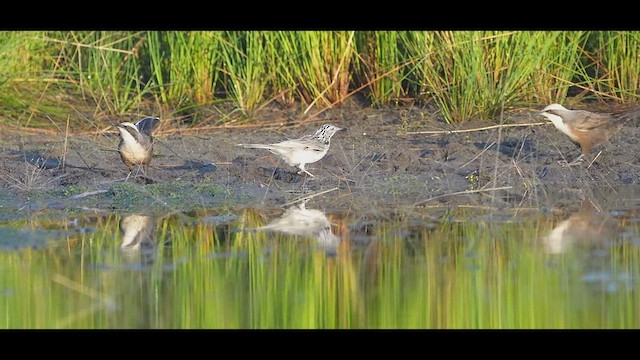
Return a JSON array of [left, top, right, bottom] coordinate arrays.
[[248, 200, 341, 251], [539, 103, 637, 166], [119, 214, 158, 265], [237, 124, 344, 177], [116, 117, 160, 180]]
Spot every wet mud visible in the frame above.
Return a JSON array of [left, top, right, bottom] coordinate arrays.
[[1, 104, 639, 219]]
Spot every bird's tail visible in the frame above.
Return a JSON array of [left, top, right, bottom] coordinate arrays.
[[136, 117, 160, 135], [237, 143, 274, 150], [620, 108, 640, 124]]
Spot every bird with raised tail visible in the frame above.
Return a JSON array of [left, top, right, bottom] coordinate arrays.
[[237, 124, 344, 177], [539, 103, 638, 166], [116, 117, 161, 181]]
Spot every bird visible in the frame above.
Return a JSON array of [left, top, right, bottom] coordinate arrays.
[[237, 124, 344, 177], [543, 200, 620, 254], [247, 199, 341, 252], [539, 103, 638, 166], [115, 117, 161, 181], [119, 214, 158, 265]]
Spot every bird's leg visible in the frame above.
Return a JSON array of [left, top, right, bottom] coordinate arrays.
[[297, 164, 315, 177], [138, 165, 154, 184], [297, 169, 316, 177]]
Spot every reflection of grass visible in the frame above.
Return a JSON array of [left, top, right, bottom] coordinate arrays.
[[1, 207, 639, 328]]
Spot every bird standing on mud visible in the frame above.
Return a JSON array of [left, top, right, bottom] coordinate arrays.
[[539, 103, 638, 166], [116, 117, 161, 181], [237, 124, 344, 177]]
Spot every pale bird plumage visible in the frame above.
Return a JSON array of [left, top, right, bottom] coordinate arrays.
[[117, 123, 150, 165], [237, 124, 344, 177], [120, 214, 156, 251], [540, 103, 577, 141], [116, 117, 160, 180], [246, 200, 341, 251], [119, 214, 158, 265]]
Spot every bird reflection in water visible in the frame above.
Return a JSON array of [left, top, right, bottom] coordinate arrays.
[[251, 199, 341, 253], [543, 200, 621, 255], [119, 214, 158, 266]]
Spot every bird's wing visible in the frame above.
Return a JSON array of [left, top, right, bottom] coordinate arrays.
[[573, 111, 615, 131], [273, 139, 325, 152]]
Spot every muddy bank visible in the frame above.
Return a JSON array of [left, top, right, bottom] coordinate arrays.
[[1, 104, 639, 219]]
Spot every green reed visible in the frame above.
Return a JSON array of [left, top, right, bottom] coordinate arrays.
[[587, 31, 640, 102], [1, 207, 639, 329], [404, 31, 588, 123], [0, 31, 73, 128], [0, 32, 46, 89], [3, 31, 640, 129], [146, 31, 224, 107], [272, 31, 356, 111], [45, 31, 155, 115], [217, 31, 271, 116], [354, 31, 408, 106]]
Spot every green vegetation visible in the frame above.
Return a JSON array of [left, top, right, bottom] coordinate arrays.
[[1, 207, 638, 328], [1, 31, 639, 128]]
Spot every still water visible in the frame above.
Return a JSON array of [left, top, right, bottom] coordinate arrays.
[[1, 199, 639, 329]]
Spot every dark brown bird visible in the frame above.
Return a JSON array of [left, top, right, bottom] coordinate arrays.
[[540, 103, 637, 166], [116, 117, 160, 180]]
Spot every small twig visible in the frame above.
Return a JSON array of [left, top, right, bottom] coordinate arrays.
[[281, 187, 339, 207], [413, 186, 513, 206], [459, 141, 495, 170], [327, 171, 356, 184], [588, 150, 602, 169], [403, 122, 549, 135], [62, 115, 70, 172], [68, 189, 109, 200], [71, 206, 112, 213], [261, 164, 279, 205], [42, 36, 137, 55]]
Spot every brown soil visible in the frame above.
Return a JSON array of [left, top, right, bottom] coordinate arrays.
[[1, 104, 639, 218]]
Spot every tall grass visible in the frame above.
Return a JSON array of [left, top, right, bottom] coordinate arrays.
[[272, 31, 356, 112], [354, 31, 408, 106], [0, 32, 48, 89], [0, 31, 69, 127], [1, 31, 639, 128], [215, 32, 265, 116], [45, 31, 154, 115], [405, 31, 589, 123], [145, 31, 225, 120], [586, 31, 640, 102]]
